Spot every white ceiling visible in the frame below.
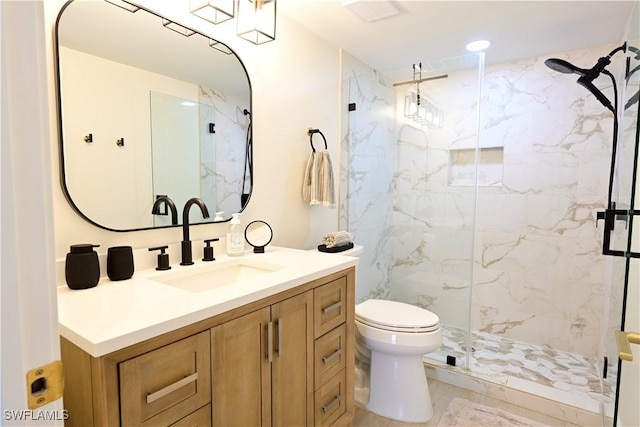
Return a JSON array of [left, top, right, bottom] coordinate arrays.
[[280, 1, 636, 80]]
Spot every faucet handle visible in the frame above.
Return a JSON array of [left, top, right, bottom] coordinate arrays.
[[149, 245, 171, 271], [203, 238, 220, 262]]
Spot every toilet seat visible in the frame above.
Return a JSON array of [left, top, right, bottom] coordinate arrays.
[[355, 299, 440, 333]]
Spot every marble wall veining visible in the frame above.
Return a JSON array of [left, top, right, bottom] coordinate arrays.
[[472, 45, 621, 359], [198, 86, 250, 217], [341, 44, 624, 362], [340, 52, 397, 303]]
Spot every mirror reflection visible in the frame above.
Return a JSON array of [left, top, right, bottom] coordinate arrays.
[[55, 0, 252, 231]]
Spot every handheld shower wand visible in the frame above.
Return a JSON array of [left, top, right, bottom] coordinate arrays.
[[545, 43, 626, 212], [544, 43, 626, 112]]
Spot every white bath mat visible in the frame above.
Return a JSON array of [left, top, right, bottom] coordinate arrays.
[[437, 398, 547, 427]]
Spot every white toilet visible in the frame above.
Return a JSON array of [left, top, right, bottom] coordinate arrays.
[[354, 299, 442, 423]]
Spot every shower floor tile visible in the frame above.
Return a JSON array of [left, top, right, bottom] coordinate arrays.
[[426, 325, 616, 416]]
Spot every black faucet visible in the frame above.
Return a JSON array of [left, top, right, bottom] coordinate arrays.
[[181, 198, 210, 265], [151, 196, 178, 225]]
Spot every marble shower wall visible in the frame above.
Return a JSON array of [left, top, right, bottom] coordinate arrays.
[[339, 53, 396, 303], [472, 45, 619, 359], [199, 86, 250, 217], [342, 44, 623, 361], [388, 55, 482, 332]]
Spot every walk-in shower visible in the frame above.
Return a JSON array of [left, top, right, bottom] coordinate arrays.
[[340, 41, 637, 424]]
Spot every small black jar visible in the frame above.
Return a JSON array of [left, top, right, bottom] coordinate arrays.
[[107, 246, 134, 281], [65, 244, 100, 290]]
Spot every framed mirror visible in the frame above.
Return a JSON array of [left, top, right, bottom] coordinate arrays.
[[54, 0, 252, 231]]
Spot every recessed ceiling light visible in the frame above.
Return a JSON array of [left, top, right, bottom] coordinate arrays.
[[465, 39, 492, 52]]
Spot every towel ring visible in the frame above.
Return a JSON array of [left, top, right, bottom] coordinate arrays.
[[307, 128, 328, 152]]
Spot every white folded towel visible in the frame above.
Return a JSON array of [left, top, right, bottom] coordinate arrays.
[[322, 231, 353, 248], [302, 150, 335, 208]]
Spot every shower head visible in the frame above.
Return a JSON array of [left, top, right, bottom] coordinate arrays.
[[546, 58, 613, 111], [545, 43, 624, 79], [544, 58, 589, 75], [545, 48, 622, 113]]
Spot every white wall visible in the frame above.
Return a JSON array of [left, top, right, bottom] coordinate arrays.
[[45, 1, 342, 271], [60, 47, 198, 229], [2, 2, 63, 423]]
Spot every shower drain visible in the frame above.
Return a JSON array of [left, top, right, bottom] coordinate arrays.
[[460, 346, 477, 352]]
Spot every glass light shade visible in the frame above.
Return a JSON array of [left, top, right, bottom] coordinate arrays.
[[209, 38, 233, 55], [162, 19, 196, 37], [105, 0, 139, 13], [190, 0, 234, 24], [237, 0, 276, 45]]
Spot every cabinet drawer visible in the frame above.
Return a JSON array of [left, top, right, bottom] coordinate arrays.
[[169, 404, 211, 427], [314, 277, 347, 338], [119, 331, 211, 426], [314, 324, 346, 389], [314, 369, 346, 426]]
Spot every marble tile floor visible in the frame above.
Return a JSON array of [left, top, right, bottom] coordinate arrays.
[[424, 325, 615, 420], [353, 378, 582, 427]]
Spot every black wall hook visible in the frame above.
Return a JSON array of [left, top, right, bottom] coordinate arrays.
[[307, 128, 327, 152]]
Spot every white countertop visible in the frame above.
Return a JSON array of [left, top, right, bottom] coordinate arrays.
[[57, 246, 358, 358]]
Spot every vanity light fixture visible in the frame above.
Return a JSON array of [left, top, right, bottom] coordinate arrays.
[[188, 0, 277, 45], [162, 19, 196, 37], [190, 0, 234, 24], [105, 0, 139, 13], [237, 0, 276, 45]]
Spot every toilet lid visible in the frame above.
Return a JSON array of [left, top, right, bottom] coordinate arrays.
[[355, 299, 440, 332]]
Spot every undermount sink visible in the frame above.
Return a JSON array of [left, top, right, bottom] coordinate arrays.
[[150, 259, 285, 292]]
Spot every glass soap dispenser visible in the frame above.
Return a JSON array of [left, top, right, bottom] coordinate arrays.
[[226, 213, 244, 257]]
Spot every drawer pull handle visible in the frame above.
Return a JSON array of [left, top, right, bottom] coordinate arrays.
[[322, 348, 342, 364], [146, 373, 198, 404], [322, 394, 342, 413], [322, 301, 342, 315]]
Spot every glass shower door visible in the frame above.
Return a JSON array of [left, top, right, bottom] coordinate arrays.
[[602, 19, 640, 426]]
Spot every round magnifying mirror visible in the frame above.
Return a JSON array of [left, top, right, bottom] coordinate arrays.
[[245, 220, 273, 253]]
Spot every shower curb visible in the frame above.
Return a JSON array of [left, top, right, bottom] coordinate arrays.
[[424, 361, 608, 426]]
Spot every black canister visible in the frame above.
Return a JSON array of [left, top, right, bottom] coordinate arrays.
[[107, 246, 134, 281], [65, 244, 100, 290]]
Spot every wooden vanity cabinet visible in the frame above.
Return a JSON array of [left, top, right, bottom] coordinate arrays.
[[60, 267, 355, 427], [211, 291, 314, 426]]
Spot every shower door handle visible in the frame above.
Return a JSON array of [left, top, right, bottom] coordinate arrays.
[[616, 331, 640, 362], [596, 209, 640, 258]]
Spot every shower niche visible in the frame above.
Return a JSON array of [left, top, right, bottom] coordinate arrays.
[[448, 146, 504, 187]]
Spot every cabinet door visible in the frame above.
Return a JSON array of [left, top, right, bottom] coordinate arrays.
[[211, 307, 271, 426], [271, 291, 314, 426]]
